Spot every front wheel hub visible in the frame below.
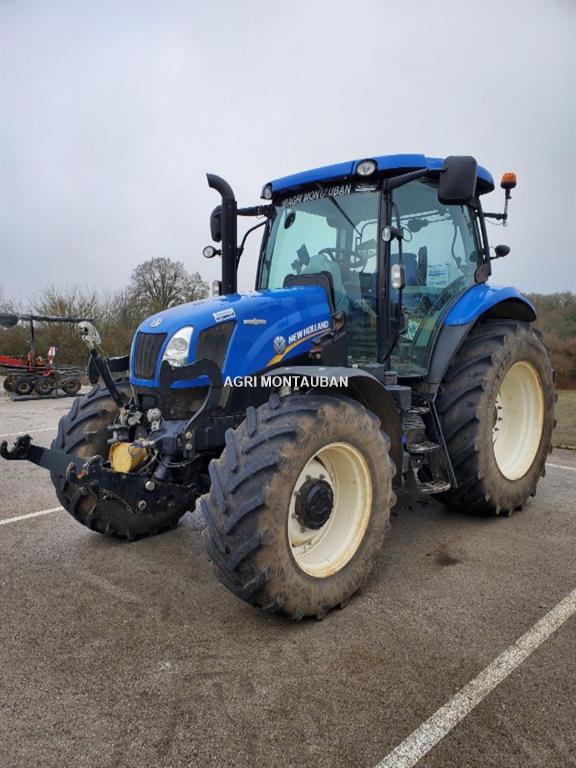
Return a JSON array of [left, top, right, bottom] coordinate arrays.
[[295, 478, 334, 530], [288, 442, 372, 578]]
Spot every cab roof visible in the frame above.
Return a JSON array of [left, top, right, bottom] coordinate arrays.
[[266, 153, 495, 197]]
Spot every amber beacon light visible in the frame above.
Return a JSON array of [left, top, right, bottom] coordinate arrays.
[[500, 171, 517, 190]]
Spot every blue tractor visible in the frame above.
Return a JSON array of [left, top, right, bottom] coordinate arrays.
[[1, 155, 555, 619]]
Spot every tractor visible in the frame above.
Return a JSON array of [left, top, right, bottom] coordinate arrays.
[[1, 154, 555, 620]]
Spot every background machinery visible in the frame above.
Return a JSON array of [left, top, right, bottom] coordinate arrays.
[[0, 313, 85, 397], [1, 154, 555, 619]]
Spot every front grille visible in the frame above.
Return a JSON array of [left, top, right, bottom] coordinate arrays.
[[133, 332, 166, 379], [196, 321, 236, 369]]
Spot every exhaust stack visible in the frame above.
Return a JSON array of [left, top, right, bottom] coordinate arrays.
[[207, 174, 237, 295]]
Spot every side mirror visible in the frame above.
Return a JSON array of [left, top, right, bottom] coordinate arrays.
[[438, 156, 478, 205], [210, 205, 222, 243]]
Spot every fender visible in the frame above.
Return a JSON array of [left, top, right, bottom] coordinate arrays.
[[427, 285, 536, 390], [444, 284, 535, 326], [270, 365, 403, 482]]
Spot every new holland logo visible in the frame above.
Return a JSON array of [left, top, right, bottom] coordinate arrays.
[[273, 335, 286, 354], [150, 317, 164, 328]]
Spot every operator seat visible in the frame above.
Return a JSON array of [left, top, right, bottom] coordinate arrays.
[[302, 253, 350, 313]]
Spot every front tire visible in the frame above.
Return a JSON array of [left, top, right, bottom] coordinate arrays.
[[51, 383, 186, 539], [200, 393, 395, 619], [435, 320, 555, 515]]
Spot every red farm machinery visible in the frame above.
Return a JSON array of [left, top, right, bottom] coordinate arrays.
[[0, 313, 86, 398]]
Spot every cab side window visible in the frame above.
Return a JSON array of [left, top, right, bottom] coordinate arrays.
[[390, 180, 480, 375]]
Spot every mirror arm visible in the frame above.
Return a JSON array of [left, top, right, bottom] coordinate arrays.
[[237, 205, 271, 217], [237, 220, 267, 264]]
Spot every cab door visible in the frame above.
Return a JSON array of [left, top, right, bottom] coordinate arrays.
[[389, 180, 481, 376]]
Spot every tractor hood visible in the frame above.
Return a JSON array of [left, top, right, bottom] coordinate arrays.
[[129, 285, 333, 389]]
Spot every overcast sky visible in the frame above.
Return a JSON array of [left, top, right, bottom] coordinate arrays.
[[1, 0, 575, 303]]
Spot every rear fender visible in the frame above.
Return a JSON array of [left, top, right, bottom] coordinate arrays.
[[427, 285, 536, 390]]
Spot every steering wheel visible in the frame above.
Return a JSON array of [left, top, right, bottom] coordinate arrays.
[[319, 247, 368, 271]]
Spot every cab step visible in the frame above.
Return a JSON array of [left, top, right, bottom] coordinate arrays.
[[417, 479, 451, 495], [408, 405, 430, 415], [408, 441, 440, 455]]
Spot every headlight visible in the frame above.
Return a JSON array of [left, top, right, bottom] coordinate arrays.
[[162, 326, 194, 367]]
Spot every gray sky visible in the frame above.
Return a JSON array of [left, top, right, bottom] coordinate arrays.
[[1, 0, 575, 301]]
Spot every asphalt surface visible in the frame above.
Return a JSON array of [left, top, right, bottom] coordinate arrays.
[[0, 395, 575, 768]]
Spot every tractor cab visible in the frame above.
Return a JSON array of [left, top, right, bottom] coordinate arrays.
[[257, 154, 494, 378]]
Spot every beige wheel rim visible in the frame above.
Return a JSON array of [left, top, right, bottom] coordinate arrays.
[[492, 361, 544, 480], [288, 441, 372, 578]]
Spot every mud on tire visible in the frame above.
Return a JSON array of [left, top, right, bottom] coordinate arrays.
[[51, 382, 186, 539], [435, 320, 555, 515], [200, 393, 395, 619]]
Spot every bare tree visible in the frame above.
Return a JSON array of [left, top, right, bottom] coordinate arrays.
[[186, 270, 210, 303], [0, 284, 16, 313], [32, 285, 120, 364], [127, 257, 208, 315]]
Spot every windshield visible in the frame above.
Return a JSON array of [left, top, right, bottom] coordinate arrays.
[[259, 187, 380, 361]]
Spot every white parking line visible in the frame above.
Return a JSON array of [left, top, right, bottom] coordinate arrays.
[[0, 426, 57, 440], [546, 463, 576, 472], [0, 507, 63, 526], [375, 587, 576, 768]]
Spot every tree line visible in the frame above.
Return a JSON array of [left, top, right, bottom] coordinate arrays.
[[1, 267, 574, 388], [525, 292, 576, 389], [0, 257, 209, 365]]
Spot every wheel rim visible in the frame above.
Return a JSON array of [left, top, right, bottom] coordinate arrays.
[[492, 361, 544, 480], [288, 441, 372, 578]]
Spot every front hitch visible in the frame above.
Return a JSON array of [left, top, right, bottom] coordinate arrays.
[[1, 434, 84, 477], [1, 435, 199, 517], [65, 454, 199, 515]]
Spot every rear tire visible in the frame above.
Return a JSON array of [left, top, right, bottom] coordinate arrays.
[[3, 375, 15, 392], [200, 393, 395, 619], [435, 320, 555, 515], [51, 382, 186, 539]]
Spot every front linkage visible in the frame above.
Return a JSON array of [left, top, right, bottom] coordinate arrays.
[[0, 335, 227, 520]]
